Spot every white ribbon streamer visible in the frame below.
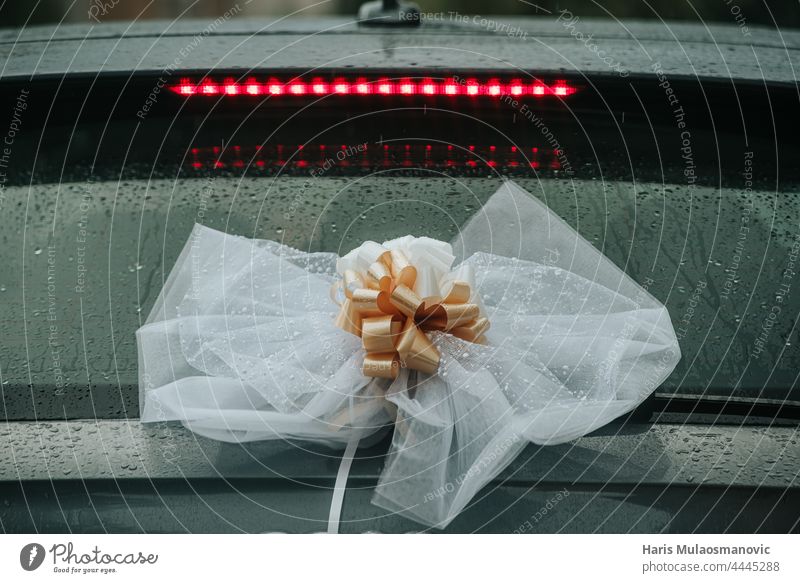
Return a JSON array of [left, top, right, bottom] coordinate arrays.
[[327, 428, 363, 534]]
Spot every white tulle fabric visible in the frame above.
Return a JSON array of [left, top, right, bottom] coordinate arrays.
[[137, 180, 680, 528]]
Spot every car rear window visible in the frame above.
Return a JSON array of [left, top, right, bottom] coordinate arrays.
[[1, 75, 798, 420]]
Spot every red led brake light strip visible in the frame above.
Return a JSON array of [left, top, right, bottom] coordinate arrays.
[[168, 78, 577, 98]]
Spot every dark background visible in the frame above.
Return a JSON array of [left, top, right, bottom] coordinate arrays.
[[1, 0, 798, 28]]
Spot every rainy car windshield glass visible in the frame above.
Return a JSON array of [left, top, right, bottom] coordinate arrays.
[[1, 76, 798, 422]]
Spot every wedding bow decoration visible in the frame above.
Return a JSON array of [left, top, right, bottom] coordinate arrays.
[[138, 180, 681, 529]]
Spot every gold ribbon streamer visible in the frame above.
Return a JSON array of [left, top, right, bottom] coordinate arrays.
[[333, 248, 489, 379]]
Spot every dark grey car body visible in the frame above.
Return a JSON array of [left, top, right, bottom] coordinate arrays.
[[0, 16, 798, 533]]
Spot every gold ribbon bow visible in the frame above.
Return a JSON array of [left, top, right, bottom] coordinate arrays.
[[333, 248, 490, 379]]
